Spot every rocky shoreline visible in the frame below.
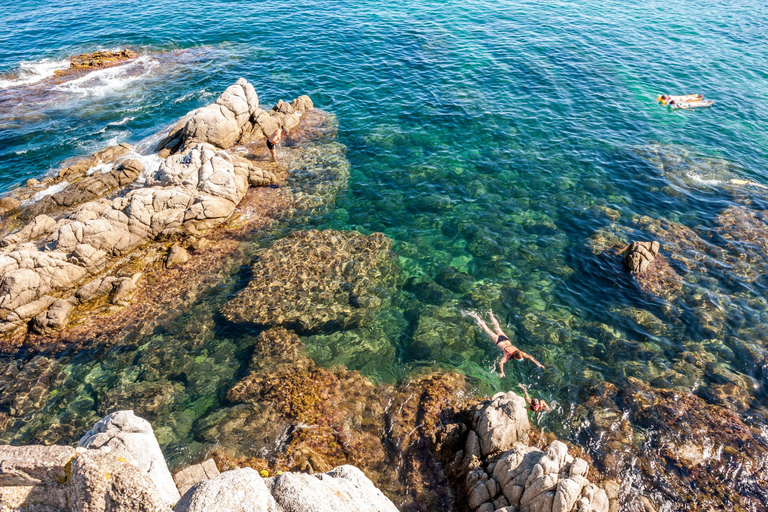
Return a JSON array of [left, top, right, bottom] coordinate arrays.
[[2, 70, 768, 512], [0, 396, 616, 512], [0, 78, 315, 346]]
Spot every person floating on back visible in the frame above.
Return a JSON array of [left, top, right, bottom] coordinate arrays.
[[519, 383, 551, 413], [658, 93, 714, 110], [468, 310, 545, 377], [657, 93, 702, 105], [267, 128, 284, 162]]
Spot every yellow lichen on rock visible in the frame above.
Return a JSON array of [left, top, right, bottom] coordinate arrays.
[[54, 49, 137, 77]]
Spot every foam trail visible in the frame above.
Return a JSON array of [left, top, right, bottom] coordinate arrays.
[[0, 58, 70, 88], [22, 181, 69, 205], [52, 55, 158, 97]]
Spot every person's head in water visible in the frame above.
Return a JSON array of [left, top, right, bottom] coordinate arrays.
[[511, 350, 523, 360], [530, 398, 544, 411]]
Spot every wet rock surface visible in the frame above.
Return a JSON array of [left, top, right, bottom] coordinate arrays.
[[573, 378, 768, 511], [622, 241, 659, 274], [222, 230, 401, 333], [55, 49, 138, 78]]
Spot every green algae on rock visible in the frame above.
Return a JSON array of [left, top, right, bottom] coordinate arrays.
[[221, 229, 401, 333]]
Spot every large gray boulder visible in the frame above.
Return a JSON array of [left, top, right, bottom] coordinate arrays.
[[174, 465, 399, 512], [181, 78, 258, 149], [79, 410, 180, 507], [68, 450, 171, 512], [471, 391, 530, 457], [173, 467, 278, 512], [269, 465, 399, 512]]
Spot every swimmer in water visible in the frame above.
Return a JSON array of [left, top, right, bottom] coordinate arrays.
[[518, 383, 551, 413], [468, 310, 545, 377], [657, 93, 703, 106]]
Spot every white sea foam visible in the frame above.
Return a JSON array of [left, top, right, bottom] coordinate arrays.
[[687, 172, 722, 186], [22, 181, 69, 206], [52, 55, 158, 97], [0, 58, 70, 89], [130, 152, 164, 185], [86, 162, 113, 175]]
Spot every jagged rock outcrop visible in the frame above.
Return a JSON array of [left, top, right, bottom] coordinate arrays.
[[159, 77, 314, 154], [221, 230, 400, 333], [0, 143, 253, 338], [434, 392, 612, 512], [79, 410, 180, 506], [0, 78, 315, 341]]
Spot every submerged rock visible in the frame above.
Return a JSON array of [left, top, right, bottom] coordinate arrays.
[[623, 241, 659, 274], [222, 230, 400, 333], [574, 378, 768, 511]]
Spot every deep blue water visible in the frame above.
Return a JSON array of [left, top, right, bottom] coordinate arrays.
[[2, 0, 768, 505]]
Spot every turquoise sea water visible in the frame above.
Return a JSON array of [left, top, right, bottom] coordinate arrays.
[[3, 0, 768, 507]]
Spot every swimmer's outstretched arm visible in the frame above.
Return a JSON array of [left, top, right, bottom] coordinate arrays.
[[521, 351, 546, 369], [499, 353, 511, 378], [518, 383, 532, 402]]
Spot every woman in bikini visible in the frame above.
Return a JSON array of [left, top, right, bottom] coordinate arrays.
[[468, 310, 545, 377]]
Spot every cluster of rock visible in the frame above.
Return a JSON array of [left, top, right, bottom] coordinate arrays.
[[0, 410, 400, 512], [222, 229, 401, 333], [0, 79, 314, 341], [433, 392, 614, 512], [158, 78, 312, 155]]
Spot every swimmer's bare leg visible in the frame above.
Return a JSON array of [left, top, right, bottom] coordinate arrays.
[[469, 311, 498, 341], [270, 148, 278, 162], [488, 310, 504, 337]]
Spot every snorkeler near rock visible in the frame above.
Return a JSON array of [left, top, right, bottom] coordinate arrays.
[[518, 383, 551, 412], [467, 310, 545, 376]]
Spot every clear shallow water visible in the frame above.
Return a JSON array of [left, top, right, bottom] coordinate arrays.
[[2, 0, 768, 506]]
